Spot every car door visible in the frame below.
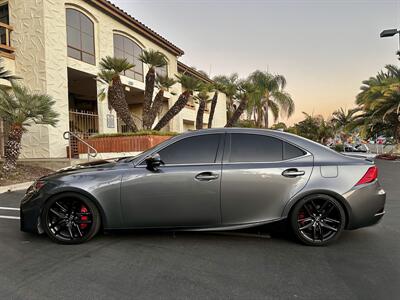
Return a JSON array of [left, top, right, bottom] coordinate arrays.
[[221, 133, 313, 225], [120, 133, 224, 228]]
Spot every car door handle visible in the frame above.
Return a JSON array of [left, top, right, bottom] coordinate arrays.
[[195, 172, 219, 181], [282, 168, 305, 177]]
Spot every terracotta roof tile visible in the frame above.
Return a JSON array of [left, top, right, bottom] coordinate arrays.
[[89, 0, 184, 56]]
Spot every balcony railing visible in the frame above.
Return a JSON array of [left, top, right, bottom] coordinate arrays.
[[0, 22, 15, 60]]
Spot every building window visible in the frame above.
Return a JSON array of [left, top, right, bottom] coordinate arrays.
[[156, 65, 168, 77], [66, 8, 95, 65], [0, 5, 9, 24], [0, 4, 9, 46], [113, 34, 143, 81]]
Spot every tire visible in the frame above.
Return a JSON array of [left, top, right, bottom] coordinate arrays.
[[290, 194, 346, 246], [41, 193, 101, 244]]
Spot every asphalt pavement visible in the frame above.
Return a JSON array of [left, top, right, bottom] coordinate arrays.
[[0, 160, 399, 299]]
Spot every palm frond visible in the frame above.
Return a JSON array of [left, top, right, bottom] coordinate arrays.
[[268, 100, 279, 122], [139, 49, 167, 68], [0, 82, 59, 128], [176, 74, 200, 93], [156, 75, 176, 91], [99, 56, 134, 74]]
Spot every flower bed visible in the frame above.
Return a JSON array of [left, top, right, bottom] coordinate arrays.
[[77, 134, 173, 154]]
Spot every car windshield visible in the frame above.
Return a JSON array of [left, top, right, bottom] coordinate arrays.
[[121, 143, 163, 163]]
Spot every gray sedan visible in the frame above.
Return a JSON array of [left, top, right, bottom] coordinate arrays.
[[20, 128, 386, 246]]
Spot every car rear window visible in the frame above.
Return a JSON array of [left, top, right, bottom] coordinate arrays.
[[229, 134, 283, 162], [283, 142, 306, 160], [229, 133, 306, 162]]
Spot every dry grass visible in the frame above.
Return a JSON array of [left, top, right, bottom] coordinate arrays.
[[0, 163, 52, 186]]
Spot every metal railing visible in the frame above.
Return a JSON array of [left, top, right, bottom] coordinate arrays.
[[63, 131, 97, 162], [69, 110, 99, 135], [0, 22, 15, 59]]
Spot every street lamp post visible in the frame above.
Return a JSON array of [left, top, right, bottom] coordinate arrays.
[[380, 28, 400, 60]]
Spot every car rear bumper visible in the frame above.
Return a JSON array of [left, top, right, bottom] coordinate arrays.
[[343, 181, 386, 229]]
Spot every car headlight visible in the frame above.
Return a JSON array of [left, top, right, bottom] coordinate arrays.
[[26, 180, 46, 195]]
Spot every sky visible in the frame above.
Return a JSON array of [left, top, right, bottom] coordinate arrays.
[[112, 0, 400, 125]]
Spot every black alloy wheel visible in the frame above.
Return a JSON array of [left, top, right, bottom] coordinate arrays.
[[290, 194, 345, 246], [42, 193, 101, 244]]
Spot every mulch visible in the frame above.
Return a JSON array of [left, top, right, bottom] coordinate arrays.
[[375, 154, 400, 161], [0, 163, 53, 187]]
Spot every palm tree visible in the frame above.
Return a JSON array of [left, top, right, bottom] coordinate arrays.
[[195, 83, 212, 130], [331, 107, 359, 132], [213, 74, 239, 120], [153, 74, 200, 131], [0, 58, 19, 81], [248, 71, 294, 128], [292, 112, 334, 143], [0, 83, 58, 172], [146, 75, 176, 129], [98, 56, 138, 132], [356, 64, 400, 143], [225, 80, 255, 127], [139, 49, 168, 129], [207, 81, 224, 128]]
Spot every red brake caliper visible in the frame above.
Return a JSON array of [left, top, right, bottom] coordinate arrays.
[[80, 206, 88, 229], [298, 211, 305, 226]]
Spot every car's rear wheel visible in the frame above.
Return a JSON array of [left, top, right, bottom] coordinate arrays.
[[290, 194, 345, 246], [41, 193, 101, 244]]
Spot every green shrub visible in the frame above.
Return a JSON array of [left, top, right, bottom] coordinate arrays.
[[332, 144, 344, 152]]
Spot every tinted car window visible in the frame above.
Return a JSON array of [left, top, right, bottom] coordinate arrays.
[[158, 134, 221, 165], [230, 134, 283, 162], [283, 142, 306, 160]]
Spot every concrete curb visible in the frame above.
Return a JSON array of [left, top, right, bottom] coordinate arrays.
[[0, 181, 32, 194]]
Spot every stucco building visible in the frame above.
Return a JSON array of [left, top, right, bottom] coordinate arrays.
[[0, 0, 227, 159]]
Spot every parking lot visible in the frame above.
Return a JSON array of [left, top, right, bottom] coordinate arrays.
[[0, 160, 399, 299]]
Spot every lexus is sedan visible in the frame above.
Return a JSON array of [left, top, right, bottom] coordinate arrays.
[[20, 128, 386, 246]]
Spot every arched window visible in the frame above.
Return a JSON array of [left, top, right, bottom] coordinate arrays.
[[113, 34, 143, 81], [66, 8, 95, 65]]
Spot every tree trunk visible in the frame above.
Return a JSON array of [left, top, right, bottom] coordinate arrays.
[[264, 99, 269, 128], [196, 99, 206, 130], [153, 91, 191, 131], [142, 67, 156, 129], [108, 76, 138, 132], [256, 107, 262, 127], [207, 91, 218, 128], [393, 121, 400, 155], [2, 124, 23, 173], [145, 89, 165, 130], [225, 98, 247, 127]]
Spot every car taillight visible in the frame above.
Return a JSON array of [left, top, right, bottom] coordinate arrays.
[[356, 166, 378, 186]]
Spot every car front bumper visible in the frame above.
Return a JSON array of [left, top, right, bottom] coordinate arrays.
[[20, 190, 46, 234], [343, 181, 386, 230]]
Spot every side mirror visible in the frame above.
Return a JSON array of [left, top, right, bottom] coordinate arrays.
[[145, 153, 164, 171]]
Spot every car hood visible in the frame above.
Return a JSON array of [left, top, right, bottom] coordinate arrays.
[[41, 158, 130, 180]]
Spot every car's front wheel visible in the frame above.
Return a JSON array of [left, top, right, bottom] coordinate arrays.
[[290, 194, 346, 246], [41, 193, 101, 244]]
